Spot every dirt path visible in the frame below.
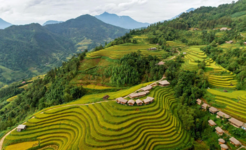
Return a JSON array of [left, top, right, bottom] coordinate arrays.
[[0, 128, 16, 150]]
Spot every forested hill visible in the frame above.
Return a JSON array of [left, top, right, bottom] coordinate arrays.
[[45, 14, 129, 48], [0, 23, 75, 87], [0, 15, 128, 88]]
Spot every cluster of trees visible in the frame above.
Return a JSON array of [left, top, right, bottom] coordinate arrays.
[[105, 52, 166, 86], [0, 52, 87, 132]]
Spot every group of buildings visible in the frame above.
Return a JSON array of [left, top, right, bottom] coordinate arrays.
[[197, 99, 245, 149], [116, 80, 170, 106]]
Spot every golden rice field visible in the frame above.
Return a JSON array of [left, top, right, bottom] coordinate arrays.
[[5, 141, 38, 150], [3, 86, 190, 150], [182, 46, 237, 89], [207, 89, 246, 122], [6, 95, 18, 102], [82, 84, 113, 90]]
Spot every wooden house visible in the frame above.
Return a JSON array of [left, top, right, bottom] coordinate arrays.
[[220, 27, 228, 31], [159, 80, 170, 86], [103, 95, 110, 100], [218, 139, 225, 145], [196, 99, 202, 105], [217, 111, 230, 119], [220, 144, 228, 150], [116, 97, 128, 105], [148, 47, 157, 50], [136, 99, 143, 106], [208, 120, 216, 127], [143, 97, 154, 105], [141, 85, 152, 91], [129, 91, 149, 99], [128, 100, 135, 106], [241, 124, 246, 130], [225, 40, 233, 44], [209, 107, 218, 114], [183, 52, 187, 55], [17, 125, 26, 132], [229, 137, 241, 147], [157, 61, 165, 66], [215, 127, 224, 136], [229, 118, 244, 128], [202, 103, 210, 110]]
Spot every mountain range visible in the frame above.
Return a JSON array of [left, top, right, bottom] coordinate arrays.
[[95, 12, 149, 29], [0, 14, 128, 87], [0, 18, 12, 29], [170, 8, 196, 20]]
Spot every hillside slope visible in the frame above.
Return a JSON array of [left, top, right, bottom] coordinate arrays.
[[0, 23, 75, 87]]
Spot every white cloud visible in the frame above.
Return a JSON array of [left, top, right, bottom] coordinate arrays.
[[0, 0, 239, 25]]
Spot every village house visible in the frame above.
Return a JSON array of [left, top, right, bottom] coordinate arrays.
[[103, 95, 110, 100], [209, 107, 218, 114], [215, 127, 224, 136], [136, 99, 143, 106], [116, 97, 128, 105], [244, 42, 246, 45], [202, 103, 210, 110], [129, 91, 149, 99], [143, 97, 154, 105], [229, 118, 244, 128], [128, 100, 135, 106], [193, 28, 198, 31], [159, 80, 170, 87], [17, 125, 26, 132], [196, 99, 202, 105], [148, 47, 157, 50], [157, 61, 165, 66], [217, 111, 230, 119], [220, 144, 228, 150], [183, 52, 187, 55], [242, 124, 246, 130], [141, 85, 152, 91], [229, 137, 242, 147], [225, 40, 233, 44], [218, 139, 225, 145], [220, 27, 228, 31], [208, 120, 217, 127]]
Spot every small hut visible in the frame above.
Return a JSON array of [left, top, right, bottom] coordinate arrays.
[[215, 127, 224, 136], [183, 52, 187, 55], [229, 137, 241, 147], [159, 80, 170, 87], [229, 118, 244, 128], [17, 125, 26, 132], [244, 42, 246, 45], [242, 124, 246, 130], [196, 99, 202, 105], [220, 144, 228, 150], [103, 95, 110, 100], [143, 97, 154, 105], [209, 107, 218, 114], [202, 103, 210, 110], [217, 111, 230, 119], [129, 91, 149, 99], [136, 99, 143, 106], [225, 40, 233, 44], [157, 61, 165, 66], [128, 100, 135, 106], [148, 47, 157, 50], [208, 120, 217, 127], [116, 97, 128, 105], [218, 139, 225, 145], [220, 27, 228, 31], [141, 85, 152, 91]]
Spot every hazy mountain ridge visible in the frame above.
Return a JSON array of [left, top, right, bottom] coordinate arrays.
[[0, 18, 12, 29], [43, 20, 64, 26], [95, 12, 149, 29]]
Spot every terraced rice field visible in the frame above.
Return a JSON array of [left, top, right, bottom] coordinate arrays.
[[182, 46, 237, 88], [207, 89, 246, 122], [3, 87, 190, 150], [86, 43, 167, 59]]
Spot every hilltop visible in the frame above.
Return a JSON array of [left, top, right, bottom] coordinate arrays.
[[95, 12, 149, 29], [0, 18, 12, 29]]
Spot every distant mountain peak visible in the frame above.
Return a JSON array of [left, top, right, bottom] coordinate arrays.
[[43, 20, 63, 26], [95, 12, 149, 29], [0, 18, 12, 29]]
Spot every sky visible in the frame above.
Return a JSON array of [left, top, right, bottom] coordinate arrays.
[[0, 0, 238, 25]]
